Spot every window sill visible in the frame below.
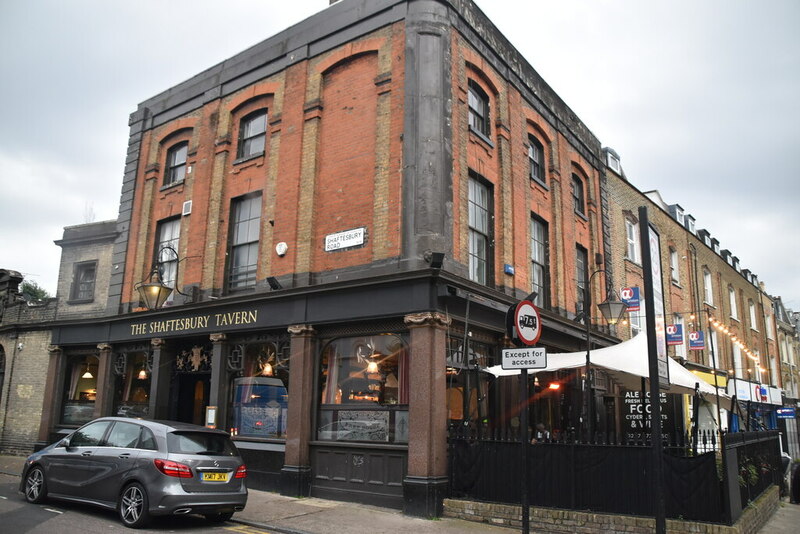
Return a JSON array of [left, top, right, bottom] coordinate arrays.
[[67, 298, 94, 305], [530, 177, 549, 190], [730, 317, 740, 323], [468, 125, 494, 149], [160, 179, 185, 192], [574, 210, 588, 221], [233, 151, 265, 166], [670, 280, 682, 289]]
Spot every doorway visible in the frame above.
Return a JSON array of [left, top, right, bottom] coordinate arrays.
[[174, 374, 210, 425]]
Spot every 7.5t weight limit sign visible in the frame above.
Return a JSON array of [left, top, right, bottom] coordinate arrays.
[[514, 300, 542, 346]]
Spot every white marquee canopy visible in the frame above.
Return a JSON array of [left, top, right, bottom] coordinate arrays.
[[487, 333, 730, 408]]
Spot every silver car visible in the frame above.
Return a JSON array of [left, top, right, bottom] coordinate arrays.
[[19, 417, 247, 528]]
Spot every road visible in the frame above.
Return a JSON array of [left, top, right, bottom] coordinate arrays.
[[0, 473, 273, 534]]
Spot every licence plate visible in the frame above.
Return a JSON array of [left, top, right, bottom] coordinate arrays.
[[201, 472, 228, 482]]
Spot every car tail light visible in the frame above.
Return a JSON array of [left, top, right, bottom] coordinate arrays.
[[154, 459, 193, 478], [234, 464, 247, 479]]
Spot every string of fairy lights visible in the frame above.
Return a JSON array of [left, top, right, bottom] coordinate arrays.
[[619, 307, 768, 377]]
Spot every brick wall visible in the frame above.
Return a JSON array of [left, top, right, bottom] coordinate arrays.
[[0, 327, 52, 454], [444, 484, 778, 534]]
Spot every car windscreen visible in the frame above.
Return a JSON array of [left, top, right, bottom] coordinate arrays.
[[167, 431, 238, 456]]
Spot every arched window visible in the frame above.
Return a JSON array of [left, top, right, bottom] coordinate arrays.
[[528, 135, 545, 184], [237, 109, 267, 159], [467, 79, 490, 137], [164, 142, 188, 186]]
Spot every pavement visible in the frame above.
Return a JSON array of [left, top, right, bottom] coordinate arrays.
[[2, 453, 799, 533]]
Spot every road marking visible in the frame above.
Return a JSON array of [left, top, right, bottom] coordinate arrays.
[[44, 508, 64, 514], [225, 525, 274, 533], [0, 496, 7, 500]]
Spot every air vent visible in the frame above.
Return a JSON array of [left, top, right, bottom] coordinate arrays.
[[182, 200, 192, 216]]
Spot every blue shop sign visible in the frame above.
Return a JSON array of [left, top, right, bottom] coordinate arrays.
[[776, 408, 796, 419]]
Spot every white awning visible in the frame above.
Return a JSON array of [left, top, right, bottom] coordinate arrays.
[[487, 333, 731, 408]]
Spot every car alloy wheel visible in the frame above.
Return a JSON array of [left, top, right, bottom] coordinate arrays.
[[25, 466, 47, 504], [119, 482, 151, 528]]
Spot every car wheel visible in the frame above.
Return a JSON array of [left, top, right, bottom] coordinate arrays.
[[24, 466, 47, 504], [119, 482, 151, 529], [204, 511, 234, 523]]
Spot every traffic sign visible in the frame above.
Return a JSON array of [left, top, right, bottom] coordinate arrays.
[[501, 347, 547, 370], [513, 300, 542, 346]]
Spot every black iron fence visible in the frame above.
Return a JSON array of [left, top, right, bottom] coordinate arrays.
[[448, 427, 781, 525]]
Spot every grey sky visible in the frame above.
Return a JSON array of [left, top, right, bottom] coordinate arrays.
[[1, 0, 798, 309]]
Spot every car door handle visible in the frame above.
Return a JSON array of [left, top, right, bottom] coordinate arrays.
[[81, 451, 93, 457], [118, 453, 131, 459]]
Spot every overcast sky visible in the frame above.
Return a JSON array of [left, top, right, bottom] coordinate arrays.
[[1, 0, 798, 309]]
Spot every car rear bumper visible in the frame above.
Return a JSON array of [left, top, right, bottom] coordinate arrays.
[[152, 490, 247, 516]]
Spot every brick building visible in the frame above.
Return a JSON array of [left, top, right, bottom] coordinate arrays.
[[26, 0, 624, 515], [602, 149, 788, 440], [5, 0, 795, 518]]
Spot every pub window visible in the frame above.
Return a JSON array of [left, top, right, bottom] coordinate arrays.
[[237, 109, 267, 160], [113, 351, 151, 418], [229, 339, 290, 440], [62, 354, 99, 426], [164, 141, 188, 187], [69, 260, 97, 302], [446, 336, 494, 425], [228, 194, 261, 291], [317, 334, 409, 444]]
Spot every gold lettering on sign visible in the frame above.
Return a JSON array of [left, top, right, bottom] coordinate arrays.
[[129, 309, 258, 336]]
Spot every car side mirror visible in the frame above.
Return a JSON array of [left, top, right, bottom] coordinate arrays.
[[59, 435, 73, 449]]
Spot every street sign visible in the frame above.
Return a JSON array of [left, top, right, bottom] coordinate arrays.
[[501, 347, 547, 370], [513, 300, 542, 346]]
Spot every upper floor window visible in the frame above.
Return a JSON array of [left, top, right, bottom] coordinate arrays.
[[155, 218, 180, 305], [468, 80, 490, 137], [625, 219, 640, 263], [237, 110, 267, 160], [728, 286, 738, 320], [703, 268, 714, 305], [766, 313, 774, 339], [669, 247, 680, 283], [164, 142, 188, 187], [575, 245, 588, 320], [468, 174, 492, 285], [530, 214, 549, 308], [70, 261, 97, 302], [528, 136, 545, 184], [749, 300, 758, 331], [228, 194, 262, 291], [571, 174, 586, 216], [673, 314, 686, 359]]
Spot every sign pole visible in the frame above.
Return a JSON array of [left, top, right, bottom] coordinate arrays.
[[505, 299, 544, 534], [520, 368, 529, 534], [638, 206, 666, 534]]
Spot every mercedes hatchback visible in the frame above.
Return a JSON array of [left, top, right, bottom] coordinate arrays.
[[20, 417, 247, 528]]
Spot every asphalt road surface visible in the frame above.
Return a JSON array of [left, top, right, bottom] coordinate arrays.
[[0, 473, 273, 534]]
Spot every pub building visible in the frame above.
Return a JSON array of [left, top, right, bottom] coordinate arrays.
[[37, 0, 626, 516]]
